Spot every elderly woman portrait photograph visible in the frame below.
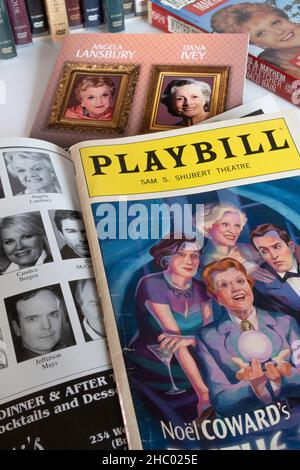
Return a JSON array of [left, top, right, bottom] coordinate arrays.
[[48, 62, 140, 135], [4, 151, 61, 196], [0, 212, 53, 274], [160, 78, 212, 126], [70, 278, 106, 343], [64, 75, 118, 121]]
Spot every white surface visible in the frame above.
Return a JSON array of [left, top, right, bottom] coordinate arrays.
[[0, 16, 299, 138]]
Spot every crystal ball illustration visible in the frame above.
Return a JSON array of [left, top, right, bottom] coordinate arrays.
[[238, 330, 273, 362]]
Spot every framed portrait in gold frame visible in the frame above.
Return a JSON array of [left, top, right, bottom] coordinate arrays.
[[48, 62, 140, 135], [140, 65, 230, 134]]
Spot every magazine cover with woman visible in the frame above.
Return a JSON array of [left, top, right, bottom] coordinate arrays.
[[71, 110, 300, 450]]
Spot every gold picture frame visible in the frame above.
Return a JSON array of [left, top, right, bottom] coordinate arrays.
[[48, 62, 140, 135], [140, 65, 230, 134]]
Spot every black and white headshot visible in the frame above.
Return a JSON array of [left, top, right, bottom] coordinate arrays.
[[5, 284, 76, 363], [51, 210, 90, 260], [0, 328, 8, 369], [4, 151, 62, 196], [70, 278, 106, 342], [0, 212, 53, 274]]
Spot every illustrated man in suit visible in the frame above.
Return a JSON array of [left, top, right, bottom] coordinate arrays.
[[54, 210, 90, 259], [250, 223, 300, 319], [196, 257, 300, 417]]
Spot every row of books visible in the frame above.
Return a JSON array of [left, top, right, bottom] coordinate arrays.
[[0, 0, 147, 60]]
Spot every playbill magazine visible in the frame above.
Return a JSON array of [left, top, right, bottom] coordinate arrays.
[[71, 110, 300, 450]]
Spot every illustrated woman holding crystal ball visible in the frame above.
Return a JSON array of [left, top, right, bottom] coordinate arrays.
[[196, 257, 299, 416]]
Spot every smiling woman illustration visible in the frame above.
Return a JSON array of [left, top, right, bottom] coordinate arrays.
[[4, 151, 61, 195], [0, 212, 53, 273], [160, 78, 211, 126], [65, 76, 116, 121]]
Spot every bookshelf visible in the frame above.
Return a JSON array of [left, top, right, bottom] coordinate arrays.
[[1, 15, 299, 138]]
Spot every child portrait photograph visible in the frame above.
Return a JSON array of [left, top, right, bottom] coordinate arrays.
[[48, 62, 140, 135]]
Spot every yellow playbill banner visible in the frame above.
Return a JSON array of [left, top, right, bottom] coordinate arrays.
[[80, 118, 300, 197]]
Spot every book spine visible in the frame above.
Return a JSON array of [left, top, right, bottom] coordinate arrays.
[[0, 0, 17, 59], [25, 0, 48, 36], [123, 0, 134, 17], [44, 0, 69, 42], [103, 0, 125, 32], [80, 0, 102, 27], [149, 0, 300, 108], [134, 0, 147, 15], [5, 0, 32, 46], [65, 0, 82, 28]]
